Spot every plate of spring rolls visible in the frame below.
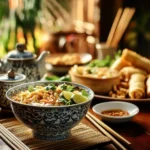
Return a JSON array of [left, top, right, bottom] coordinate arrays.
[[95, 49, 150, 102]]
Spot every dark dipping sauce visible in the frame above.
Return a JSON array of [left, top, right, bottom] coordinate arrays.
[[101, 109, 129, 117]]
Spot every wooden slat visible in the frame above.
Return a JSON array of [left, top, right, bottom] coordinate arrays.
[[0, 118, 111, 150]]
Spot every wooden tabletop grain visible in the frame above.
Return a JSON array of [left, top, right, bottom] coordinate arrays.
[[0, 98, 150, 150], [91, 98, 150, 150]]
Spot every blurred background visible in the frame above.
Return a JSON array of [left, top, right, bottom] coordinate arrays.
[[0, 0, 150, 58]]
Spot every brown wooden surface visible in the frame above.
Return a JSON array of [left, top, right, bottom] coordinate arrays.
[[91, 98, 150, 150], [0, 98, 150, 150]]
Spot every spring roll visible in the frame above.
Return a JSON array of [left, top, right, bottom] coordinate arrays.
[[122, 49, 150, 73], [129, 73, 146, 99], [146, 75, 150, 98], [119, 66, 147, 81], [110, 57, 132, 71]]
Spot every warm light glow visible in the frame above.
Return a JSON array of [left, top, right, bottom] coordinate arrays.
[[0, 45, 7, 57], [17, 27, 25, 44], [87, 36, 96, 44], [87, 0, 94, 22], [77, 0, 83, 21], [26, 33, 34, 53], [9, 0, 19, 9], [42, 33, 49, 42]]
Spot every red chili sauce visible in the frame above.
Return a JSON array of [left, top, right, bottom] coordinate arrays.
[[101, 109, 129, 117]]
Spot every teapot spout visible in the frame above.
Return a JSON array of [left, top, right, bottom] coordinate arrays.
[[36, 51, 50, 78]]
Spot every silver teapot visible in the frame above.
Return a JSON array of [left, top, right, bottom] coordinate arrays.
[[0, 43, 50, 82]]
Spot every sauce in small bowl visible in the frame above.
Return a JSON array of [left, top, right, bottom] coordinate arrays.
[[92, 101, 139, 123], [101, 109, 129, 117]]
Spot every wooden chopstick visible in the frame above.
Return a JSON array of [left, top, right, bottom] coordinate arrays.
[[87, 112, 131, 145], [111, 7, 136, 47], [0, 133, 18, 150], [106, 8, 123, 47], [0, 124, 30, 150], [86, 113, 128, 150], [110, 7, 130, 47]]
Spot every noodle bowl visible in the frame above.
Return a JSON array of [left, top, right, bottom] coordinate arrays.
[[6, 81, 94, 140]]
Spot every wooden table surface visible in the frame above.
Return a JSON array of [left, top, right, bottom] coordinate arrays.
[[0, 98, 150, 150], [90, 98, 150, 150]]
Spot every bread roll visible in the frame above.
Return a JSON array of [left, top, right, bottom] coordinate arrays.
[[122, 49, 150, 73]]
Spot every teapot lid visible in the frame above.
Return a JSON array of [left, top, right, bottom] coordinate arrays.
[[0, 69, 26, 82], [7, 43, 34, 59]]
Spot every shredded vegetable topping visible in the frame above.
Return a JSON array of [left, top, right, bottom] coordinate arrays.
[[12, 83, 89, 106], [72, 65, 118, 79]]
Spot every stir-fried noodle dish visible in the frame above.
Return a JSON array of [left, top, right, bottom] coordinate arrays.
[[12, 83, 90, 106]]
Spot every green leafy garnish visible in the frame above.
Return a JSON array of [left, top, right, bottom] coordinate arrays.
[[45, 83, 56, 91], [45, 75, 71, 82], [45, 76, 60, 81], [58, 96, 75, 105], [66, 85, 75, 92], [59, 84, 75, 92], [59, 84, 67, 90], [87, 55, 112, 67], [81, 89, 89, 97], [59, 75, 71, 81], [87, 50, 122, 68]]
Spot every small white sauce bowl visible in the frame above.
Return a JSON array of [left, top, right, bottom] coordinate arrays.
[[92, 101, 139, 123]]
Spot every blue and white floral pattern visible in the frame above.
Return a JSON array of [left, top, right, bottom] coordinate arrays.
[[0, 81, 25, 108], [11, 102, 90, 140], [6, 81, 94, 140], [7, 60, 40, 82]]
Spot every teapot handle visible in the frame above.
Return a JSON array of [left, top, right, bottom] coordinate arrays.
[[0, 59, 3, 66], [0, 59, 3, 73], [0, 58, 7, 73]]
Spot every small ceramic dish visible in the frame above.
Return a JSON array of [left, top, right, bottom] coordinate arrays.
[[92, 101, 139, 123]]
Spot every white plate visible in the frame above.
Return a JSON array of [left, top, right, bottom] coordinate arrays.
[[94, 94, 150, 102], [45, 53, 92, 75], [92, 101, 139, 123]]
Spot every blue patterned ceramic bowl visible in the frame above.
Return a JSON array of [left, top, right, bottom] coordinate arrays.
[[6, 81, 94, 140]]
